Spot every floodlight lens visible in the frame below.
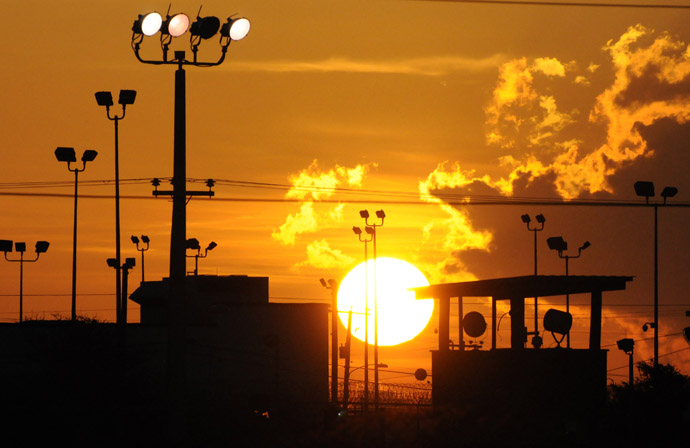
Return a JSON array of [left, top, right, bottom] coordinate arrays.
[[141, 12, 163, 36], [229, 17, 250, 41], [168, 14, 190, 37]]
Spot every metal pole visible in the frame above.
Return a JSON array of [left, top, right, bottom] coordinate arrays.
[[628, 352, 634, 386], [19, 252, 24, 323], [343, 309, 352, 410], [363, 240, 369, 412], [72, 168, 79, 321], [373, 228, 379, 412], [330, 280, 338, 405], [653, 204, 658, 368], [565, 256, 570, 348], [533, 228, 538, 336], [122, 265, 128, 324], [114, 117, 122, 324], [141, 249, 145, 283]]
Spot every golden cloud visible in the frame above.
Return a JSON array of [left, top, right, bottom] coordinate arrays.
[[295, 239, 356, 270]]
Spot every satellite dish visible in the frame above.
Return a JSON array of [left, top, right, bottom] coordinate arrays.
[[463, 311, 487, 338]]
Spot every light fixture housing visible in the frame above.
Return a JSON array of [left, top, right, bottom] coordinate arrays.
[[95, 91, 114, 107], [661, 186, 678, 198], [15, 242, 26, 253], [141, 235, 150, 244], [352, 226, 362, 235], [359, 210, 369, 219], [580, 241, 591, 251], [206, 242, 217, 251], [107, 258, 118, 268], [131, 235, 140, 244], [118, 90, 137, 106], [365, 226, 374, 235], [124, 257, 136, 269], [535, 214, 546, 224], [190, 16, 221, 40], [81, 150, 98, 163], [220, 17, 251, 41], [547, 236, 567, 252], [186, 238, 200, 250], [616, 338, 634, 354], [55, 147, 77, 163], [161, 13, 190, 37], [140, 12, 163, 36], [319, 278, 327, 288], [376, 210, 386, 219], [0, 240, 13, 252], [521, 214, 531, 224], [543, 309, 573, 336], [634, 181, 655, 198], [35, 241, 49, 254]]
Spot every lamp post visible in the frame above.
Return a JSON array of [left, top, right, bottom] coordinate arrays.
[[616, 338, 635, 386], [320, 278, 339, 406], [521, 213, 545, 348], [546, 236, 590, 348], [0, 240, 49, 322], [107, 257, 136, 324], [95, 90, 136, 324], [634, 181, 678, 368], [185, 238, 216, 276], [353, 225, 373, 412], [55, 147, 97, 321], [360, 209, 385, 411], [131, 235, 150, 282]]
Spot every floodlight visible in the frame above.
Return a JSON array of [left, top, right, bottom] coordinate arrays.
[[206, 242, 217, 251], [81, 150, 98, 163], [140, 12, 163, 36], [320, 278, 327, 288], [359, 210, 370, 219], [124, 257, 136, 269], [535, 214, 545, 224], [616, 338, 634, 354], [580, 241, 591, 251], [352, 226, 362, 235], [106, 258, 118, 268], [376, 210, 386, 219], [661, 186, 678, 199], [634, 181, 655, 198], [220, 17, 250, 41], [55, 147, 77, 163], [162, 13, 190, 37], [95, 91, 114, 107], [118, 90, 137, 106], [547, 236, 567, 252], [365, 226, 374, 235], [131, 235, 140, 244], [190, 16, 221, 40], [35, 241, 49, 254], [14, 242, 26, 253], [642, 322, 656, 332], [543, 309, 572, 336], [186, 238, 200, 250], [0, 240, 13, 252], [141, 235, 150, 244], [521, 214, 531, 224]]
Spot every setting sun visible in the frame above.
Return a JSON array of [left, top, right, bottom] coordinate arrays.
[[337, 257, 433, 346]]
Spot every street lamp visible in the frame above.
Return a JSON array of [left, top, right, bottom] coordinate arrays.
[[95, 89, 136, 325], [360, 209, 385, 411], [55, 147, 97, 321], [353, 225, 373, 411], [1, 240, 49, 322], [634, 180, 678, 368], [107, 257, 136, 324], [547, 236, 591, 348], [521, 213, 545, 348], [131, 235, 150, 282], [320, 278, 339, 406], [185, 238, 216, 276], [616, 338, 635, 387]]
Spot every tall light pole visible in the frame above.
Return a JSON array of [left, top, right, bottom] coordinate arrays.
[[95, 90, 136, 324], [131, 10, 249, 417], [320, 278, 339, 406], [360, 209, 385, 411], [546, 236, 590, 348], [634, 181, 678, 368], [521, 213, 545, 348], [0, 240, 49, 322], [353, 225, 373, 412], [55, 147, 97, 321], [107, 257, 136, 324], [131, 235, 150, 282]]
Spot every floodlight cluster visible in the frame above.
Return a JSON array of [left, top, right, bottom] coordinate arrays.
[[132, 11, 250, 41]]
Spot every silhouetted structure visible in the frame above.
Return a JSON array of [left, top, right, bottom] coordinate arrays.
[[414, 274, 633, 438]]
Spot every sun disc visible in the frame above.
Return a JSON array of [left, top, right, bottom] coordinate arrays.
[[337, 257, 433, 346]]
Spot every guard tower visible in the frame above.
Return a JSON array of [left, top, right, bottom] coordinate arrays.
[[413, 275, 633, 429]]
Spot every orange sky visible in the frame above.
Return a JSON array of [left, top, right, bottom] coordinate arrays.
[[1, 0, 689, 383]]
